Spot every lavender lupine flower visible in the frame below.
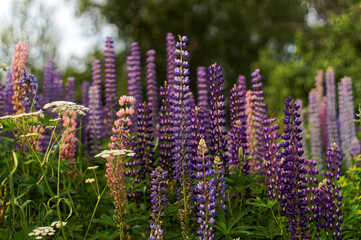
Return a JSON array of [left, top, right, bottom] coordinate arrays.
[[295, 99, 308, 158], [351, 137, 360, 158], [314, 70, 325, 104], [317, 143, 343, 239], [19, 71, 40, 111], [149, 166, 168, 240], [104, 37, 118, 133], [309, 90, 323, 169], [64, 77, 75, 102], [338, 77, 356, 166], [320, 102, 328, 153], [55, 70, 63, 101], [0, 72, 14, 115], [171, 35, 194, 237], [325, 68, 340, 147], [213, 156, 226, 210], [191, 106, 206, 171], [166, 33, 176, 87], [246, 69, 267, 172], [88, 86, 103, 156], [81, 81, 90, 145], [91, 59, 102, 95], [263, 118, 281, 200], [146, 49, 159, 135], [159, 81, 173, 174], [197, 66, 208, 109], [279, 97, 310, 239], [228, 84, 247, 170], [208, 63, 228, 169], [133, 102, 155, 183], [237, 75, 247, 95], [126, 42, 143, 108], [194, 139, 217, 240], [42, 60, 57, 106]]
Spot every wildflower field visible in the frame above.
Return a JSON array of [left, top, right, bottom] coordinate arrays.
[[1, 34, 361, 240]]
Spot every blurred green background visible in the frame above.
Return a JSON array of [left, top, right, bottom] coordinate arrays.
[[1, 0, 361, 117]]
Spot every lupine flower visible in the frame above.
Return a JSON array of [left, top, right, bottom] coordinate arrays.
[[279, 97, 310, 239], [88, 86, 103, 156], [11, 41, 28, 114], [309, 90, 323, 169], [338, 77, 356, 166], [146, 49, 159, 135], [19, 71, 40, 111], [263, 118, 281, 200], [166, 33, 176, 87], [61, 110, 78, 165], [325, 68, 340, 147], [126, 42, 143, 111], [149, 166, 168, 240], [314, 70, 324, 104], [104, 37, 118, 133], [55, 70, 64, 101], [170, 35, 194, 237], [64, 77, 75, 102], [213, 156, 226, 210], [208, 63, 228, 169], [194, 139, 217, 240], [196, 66, 209, 141], [159, 81, 173, 174], [91, 59, 102, 96], [315, 143, 343, 239], [82, 81, 90, 108], [0, 72, 14, 116], [351, 137, 360, 158], [295, 99, 308, 158], [237, 75, 247, 95], [42, 60, 57, 106], [228, 84, 247, 170]]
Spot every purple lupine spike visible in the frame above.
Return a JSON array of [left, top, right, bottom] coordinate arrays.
[[228, 84, 247, 170], [305, 157, 318, 226], [314, 70, 324, 104], [88, 86, 103, 156], [325, 68, 340, 147], [309, 90, 323, 169], [127, 42, 143, 106], [133, 102, 155, 183], [166, 33, 176, 87], [194, 139, 217, 240], [42, 60, 57, 106], [149, 166, 168, 240], [159, 81, 173, 175], [81, 81, 90, 146], [320, 102, 328, 153], [1, 72, 14, 115], [104, 37, 118, 133], [338, 77, 356, 166], [213, 156, 226, 210], [146, 49, 159, 135], [247, 69, 267, 172], [263, 118, 281, 200], [91, 59, 102, 94], [318, 143, 343, 239], [279, 97, 310, 239], [19, 70, 40, 111], [170, 35, 194, 237], [237, 75, 247, 95], [351, 137, 361, 158], [191, 106, 206, 172], [55, 70, 63, 101], [208, 63, 228, 169], [197, 66, 208, 109], [295, 99, 309, 158], [64, 77, 75, 102]]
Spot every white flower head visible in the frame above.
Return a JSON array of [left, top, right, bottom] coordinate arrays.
[[43, 101, 89, 116], [0, 110, 43, 120], [87, 165, 99, 170], [85, 178, 95, 183], [50, 220, 67, 228], [94, 149, 135, 159], [28, 226, 56, 238]]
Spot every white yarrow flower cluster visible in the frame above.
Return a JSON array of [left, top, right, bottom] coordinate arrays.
[[51, 220, 67, 228], [28, 226, 55, 239], [85, 178, 95, 183], [43, 101, 90, 116], [87, 165, 99, 170], [0, 110, 43, 120], [95, 149, 135, 159]]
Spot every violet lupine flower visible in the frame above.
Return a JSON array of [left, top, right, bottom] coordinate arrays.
[[197, 66, 208, 109], [149, 166, 168, 240], [81, 81, 90, 146], [237, 75, 247, 95], [55, 70, 64, 101], [82, 81, 90, 108], [104, 37, 118, 133], [19, 71, 40, 111], [194, 139, 217, 240], [309, 90, 323, 169], [170, 35, 194, 237], [213, 156, 227, 210], [88, 86, 103, 156], [133, 102, 155, 183], [279, 97, 310, 239], [159, 81, 173, 174], [12, 41, 28, 114], [190, 106, 206, 171], [208, 63, 228, 169], [127, 42, 143, 108], [64, 77, 75, 102], [295, 99, 308, 158], [42, 60, 57, 106], [166, 33, 176, 87], [228, 84, 247, 170], [320, 102, 328, 153], [316, 143, 343, 239], [351, 137, 360, 158], [0, 72, 14, 116], [314, 70, 325, 103], [91, 59, 102, 95], [338, 77, 356, 166], [146, 49, 159, 135], [263, 118, 281, 200], [325, 68, 340, 147]]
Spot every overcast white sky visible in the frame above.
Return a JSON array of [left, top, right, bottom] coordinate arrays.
[[0, 0, 119, 69]]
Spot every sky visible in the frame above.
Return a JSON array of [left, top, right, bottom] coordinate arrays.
[[0, 0, 119, 69]]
